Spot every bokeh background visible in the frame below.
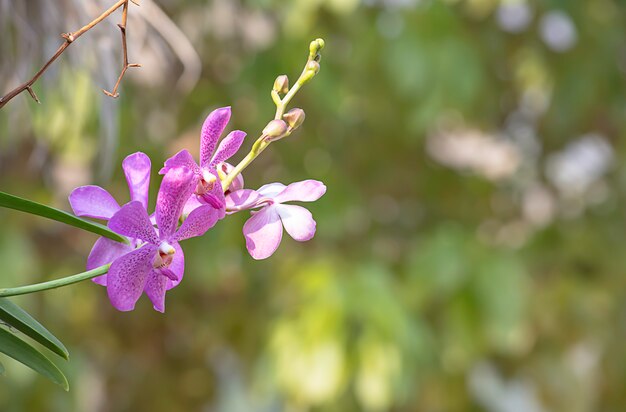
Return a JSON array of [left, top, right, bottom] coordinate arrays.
[[1, 0, 626, 410]]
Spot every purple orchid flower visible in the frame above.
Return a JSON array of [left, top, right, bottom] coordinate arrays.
[[225, 180, 326, 260], [159, 106, 246, 213], [106, 167, 218, 312], [69, 152, 152, 285]]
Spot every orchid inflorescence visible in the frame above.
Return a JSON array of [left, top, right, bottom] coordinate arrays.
[[0, 38, 326, 389], [65, 39, 327, 312]]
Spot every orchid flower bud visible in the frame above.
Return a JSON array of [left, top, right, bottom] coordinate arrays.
[[263, 119, 289, 142], [283, 108, 305, 132], [309, 38, 325, 59], [273, 75, 289, 94]]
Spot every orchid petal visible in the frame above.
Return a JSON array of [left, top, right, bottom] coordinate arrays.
[[182, 195, 204, 219], [159, 150, 200, 175], [243, 206, 283, 260], [225, 189, 262, 212], [171, 205, 219, 241], [200, 107, 231, 168], [210, 130, 246, 167], [276, 204, 317, 241], [109, 201, 159, 245], [198, 169, 226, 210], [123, 152, 151, 210], [107, 244, 158, 312], [274, 180, 327, 203], [257, 183, 287, 198], [143, 269, 168, 313], [69, 186, 121, 220], [156, 167, 196, 240], [166, 242, 184, 290], [87, 237, 134, 286]]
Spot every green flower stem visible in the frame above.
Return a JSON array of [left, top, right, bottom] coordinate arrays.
[[221, 135, 270, 191], [0, 264, 110, 298], [223, 38, 325, 190], [274, 81, 303, 119]]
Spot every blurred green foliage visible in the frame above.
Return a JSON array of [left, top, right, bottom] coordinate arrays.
[[1, 0, 626, 410]]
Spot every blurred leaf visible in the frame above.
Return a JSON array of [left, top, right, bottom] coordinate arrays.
[[0, 190, 128, 244], [0, 360, 4, 375], [0, 298, 69, 360], [0, 327, 69, 390]]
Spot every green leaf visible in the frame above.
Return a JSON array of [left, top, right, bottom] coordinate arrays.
[[0, 190, 128, 244], [0, 298, 69, 360], [0, 360, 4, 375], [0, 327, 69, 390]]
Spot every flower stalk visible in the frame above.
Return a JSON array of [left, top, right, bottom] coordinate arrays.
[[221, 38, 325, 191], [0, 265, 110, 298]]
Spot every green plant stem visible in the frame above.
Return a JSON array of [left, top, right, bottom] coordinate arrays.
[[0, 264, 110, 297], [274, 81, 302, 119], [221, 136, 270, 191]]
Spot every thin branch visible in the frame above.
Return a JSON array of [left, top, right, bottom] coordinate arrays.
[[103, 0, 141, 98], [0, 0, 132, 109]]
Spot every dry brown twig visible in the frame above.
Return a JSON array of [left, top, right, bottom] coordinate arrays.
[[0, 0, 141, 109]]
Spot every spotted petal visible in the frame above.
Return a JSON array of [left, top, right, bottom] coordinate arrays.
[[243, 206, 283, 260], [107, 244, 158, 312], [69, 186, 121, 220], [123, 152, 151, 210], [143, 269, 169, 313], [156, 167, 196, 240], [159, 150, 200, 175], [172, 205, 220, 241], [200, 107, 231, 168], [87, 237, 134, 286], [109, 201, 159, 245], [210, 130, 246, 167]]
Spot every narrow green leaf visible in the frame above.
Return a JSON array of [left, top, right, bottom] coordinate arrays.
[[0, 327, 69, 390], [0, 298, 69, 360], [0, 360, 4, 375], [0, 190, 128, 244]]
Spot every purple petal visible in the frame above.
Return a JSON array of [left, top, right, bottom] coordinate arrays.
[[197, 168, 226, 210], [69, 186, 120, 220], [257, 183, 287, 198], [274, 180, 327, 203], [225, 189, 261, 212], [143, 269, 168, 313], [276, 204, 317, 241], [109, 201, 159, 245], [159, 150, 200, 175], [200, 107, 231, 168], [243, 206, 283, 260], [123, 152, 151, 210], [171, 205, 219, 241], [156, 167, 197, 239], [166, 241, 184, 290], [182, 195, 204, 219], [210, 130, 246, 167], [87, 237, 134, 286], [107, 244, 158, 312]]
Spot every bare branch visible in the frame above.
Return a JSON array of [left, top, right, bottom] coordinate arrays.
[[0, 0, 137, 109], [103, 0, 141, 98]]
